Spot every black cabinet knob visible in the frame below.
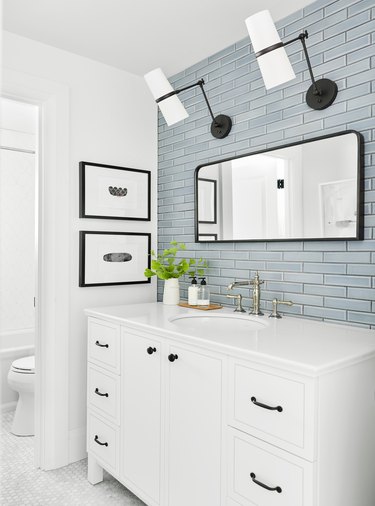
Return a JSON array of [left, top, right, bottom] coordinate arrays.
[[147, 347, 157, 355], [168, 353, 178, 362]]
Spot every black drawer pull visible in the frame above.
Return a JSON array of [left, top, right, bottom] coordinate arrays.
[[94, 435, 108, 447], [95, 340, 109, 348], [251, 396, 283, 412], [95, 388, 109, 398], [250, 472, 282, 493], [147, 347, 157, 355], [168, 353, 178, 362]]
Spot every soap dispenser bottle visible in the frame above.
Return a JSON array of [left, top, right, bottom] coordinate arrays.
[[188, 276, 199, 305], [197, 277, 210, 306]]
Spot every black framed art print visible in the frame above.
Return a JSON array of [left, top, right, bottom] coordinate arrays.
[[197, 178, 217, 224], [79, 161, 151, 221], [79, 231, 151, 287]]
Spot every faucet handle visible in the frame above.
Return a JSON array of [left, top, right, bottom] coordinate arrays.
[[226, 293, 246, 313], [269, 298, 293, 319], [253, 271, 264, 285]]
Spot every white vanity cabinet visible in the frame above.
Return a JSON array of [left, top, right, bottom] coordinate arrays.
[[165, 342, 222, 506], [85, 303, 375, 506], [86, 317, 121, 479], [228, 359, 315, 459], [226, 356, 375, 506], [87, 318, 223, 506], [121, 329, 162, 505], [226, 360, 316, 506]]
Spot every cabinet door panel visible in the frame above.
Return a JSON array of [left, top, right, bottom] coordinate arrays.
[[121, 330, 162, 505], [88, 318, 120, 373], [167, 345, 222, 506], [230, 362, 305, 448], [88, 412, 119, 474], [227, 427, 314, 506], [88, 365, 120, 424]]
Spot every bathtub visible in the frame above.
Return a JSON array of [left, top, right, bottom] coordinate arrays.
[[0, 328, 34, 412]]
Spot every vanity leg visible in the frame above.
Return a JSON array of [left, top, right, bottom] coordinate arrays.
[[88, 453, 103, 485]]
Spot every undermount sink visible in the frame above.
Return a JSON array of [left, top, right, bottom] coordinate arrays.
[[169, 313, 268, 336]]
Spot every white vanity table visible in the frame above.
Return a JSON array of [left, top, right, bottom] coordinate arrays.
[[85, 302, 375, 506]]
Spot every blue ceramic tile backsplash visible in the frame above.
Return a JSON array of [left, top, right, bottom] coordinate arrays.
[[157, 0, 375, 327]]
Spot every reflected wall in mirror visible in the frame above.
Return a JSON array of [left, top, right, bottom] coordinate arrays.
[[195, 131, 363, 242], [198, 178, 217, 224]]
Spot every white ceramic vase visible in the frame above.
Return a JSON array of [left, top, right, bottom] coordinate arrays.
[[163, 278, 180, 305]]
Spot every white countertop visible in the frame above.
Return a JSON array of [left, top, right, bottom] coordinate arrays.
[[85, 302, 375, 376]]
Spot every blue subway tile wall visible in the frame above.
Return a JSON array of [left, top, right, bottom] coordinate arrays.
[[157, 0, 375, 327]]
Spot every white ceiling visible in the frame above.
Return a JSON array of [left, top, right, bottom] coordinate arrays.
[[3, 0, 313, 77]]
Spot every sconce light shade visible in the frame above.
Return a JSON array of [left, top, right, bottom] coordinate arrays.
[[144, 68, 232, 138], [144, 68, 189, 126], [245, 10, 296, 89], [245, 10, 338, 110]]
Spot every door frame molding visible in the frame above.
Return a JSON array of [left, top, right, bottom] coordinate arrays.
[[2, 68, 70, 470]]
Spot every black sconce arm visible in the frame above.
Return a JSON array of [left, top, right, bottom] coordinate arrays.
[[156, 79, 204, 103], [156, 78, 232, 139], [197, 81, 217, 123], [156, 79, 216, 122], [255, 30, 337, 110], [284, 31, 320, 96]]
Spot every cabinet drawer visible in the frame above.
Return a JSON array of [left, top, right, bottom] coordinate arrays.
[[88, 318, 120, 373], [87, 365, 120, 424], [87, 412, 119, 474], [229, 361, 307, 452], [228, 428, 314, 506]]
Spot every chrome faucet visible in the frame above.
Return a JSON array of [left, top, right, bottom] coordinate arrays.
[[269, 298, 294, 318], [225, 293, 246, 313], [227, 280, 253, 291], [227, 271, 264, 316], [249, 272, 264, 316]]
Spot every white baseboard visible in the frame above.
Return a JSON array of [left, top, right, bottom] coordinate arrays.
[[69, 426, 87, 464], [1, 401, 17, 414]]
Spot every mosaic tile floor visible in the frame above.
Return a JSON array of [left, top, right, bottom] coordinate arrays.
[[0, 411, 146, 505]]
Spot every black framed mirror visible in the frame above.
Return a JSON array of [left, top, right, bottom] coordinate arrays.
[[195, 130, 363, 242]]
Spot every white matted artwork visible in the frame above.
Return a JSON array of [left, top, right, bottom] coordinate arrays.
[[198, 178, 217, 224], [319, 178, 357, 237], [79, 161, 150, 220], [198, 234, 218, 241], [79, 231, 151, 286]]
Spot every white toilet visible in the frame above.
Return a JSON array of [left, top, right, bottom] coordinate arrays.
[[7, 355, 35, 436]]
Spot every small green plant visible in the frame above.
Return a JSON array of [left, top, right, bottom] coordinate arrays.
[[144, 241, 207, 280], [187, 259, 208, 279]]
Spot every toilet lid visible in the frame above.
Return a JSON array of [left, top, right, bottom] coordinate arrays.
[[11, 356, 35, 373]]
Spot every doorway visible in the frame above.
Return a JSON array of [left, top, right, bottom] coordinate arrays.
[[0, 96, 39, 460], [2, 69, 70, 471]]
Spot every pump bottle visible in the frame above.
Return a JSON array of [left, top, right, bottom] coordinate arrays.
[[197, 277, 210, 306], [188, 276, 199, 305]]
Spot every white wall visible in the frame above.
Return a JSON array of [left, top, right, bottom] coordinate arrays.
[[198, 164, 221, 238], [302, 135, 358, 236], [2, 31, 158, 455]]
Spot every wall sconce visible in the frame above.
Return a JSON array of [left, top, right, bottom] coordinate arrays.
[[144, 68, 232, 139], [245, 10, 338, 110]]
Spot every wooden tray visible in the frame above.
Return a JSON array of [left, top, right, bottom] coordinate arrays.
[[178, 301, 223, 311]]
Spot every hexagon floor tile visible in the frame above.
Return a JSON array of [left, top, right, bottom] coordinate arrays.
[[1, 411, 146, 505]]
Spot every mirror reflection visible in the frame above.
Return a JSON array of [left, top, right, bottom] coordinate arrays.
[[196, 131, 362, 242]]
